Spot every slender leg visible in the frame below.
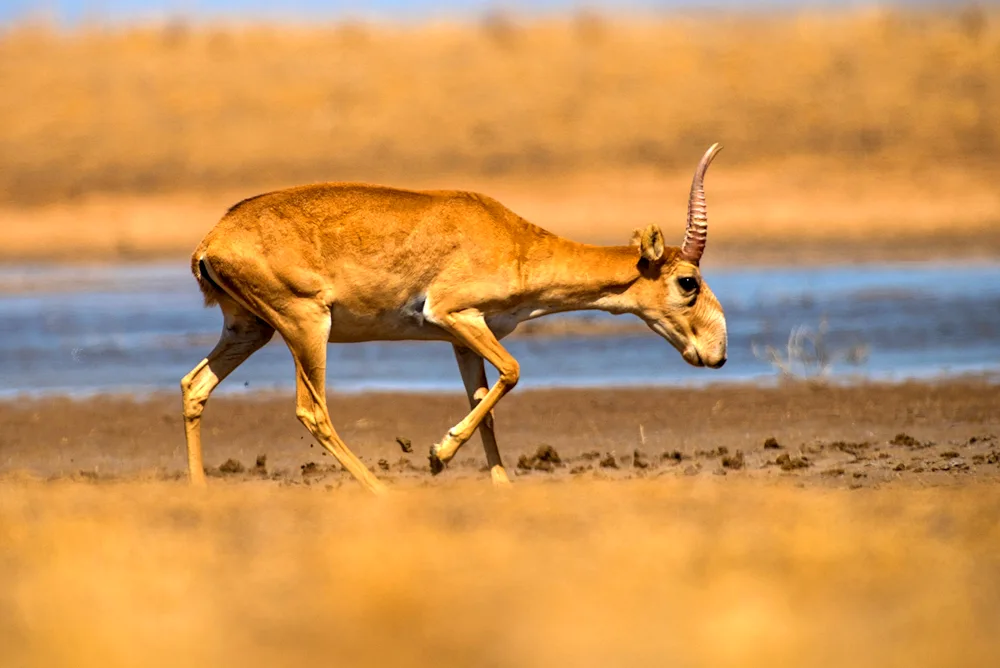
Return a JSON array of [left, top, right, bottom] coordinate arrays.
[[453, 344, 510, 485], [181, 306, 274, 486], [278, 308, 387, 495], [429, 311, 520, 474]]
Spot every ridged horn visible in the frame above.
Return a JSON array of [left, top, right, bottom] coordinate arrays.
[[680, 143, 723, 263]]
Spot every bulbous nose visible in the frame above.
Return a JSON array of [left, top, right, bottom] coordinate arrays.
[[682, 347, 705, 367], [708, 356, 727, 369]]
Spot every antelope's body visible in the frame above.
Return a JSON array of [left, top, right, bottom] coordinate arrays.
[[182, 145, 728, 493], [197, 184, 655, 343]]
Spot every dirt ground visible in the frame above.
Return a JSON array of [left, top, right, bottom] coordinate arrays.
[[3, 380, 999, 667], [2, 379, 997, 488]]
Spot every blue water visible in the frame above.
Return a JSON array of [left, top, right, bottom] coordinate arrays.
[[1, 261, 998, 397]]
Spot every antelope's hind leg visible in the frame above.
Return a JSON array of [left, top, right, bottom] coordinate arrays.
[[453, 344, 510, 485], [429, 312, 520, 475], [181, 303, 274, 486], [275, 305, 387, 495]]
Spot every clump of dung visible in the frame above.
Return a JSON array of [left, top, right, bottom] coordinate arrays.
[[721, 450, 745, 470], [764, 437, 782, 450], [831, 441, 871, 459], [516, 444, 563, 472], [599, 453, 619, 469], [301, 461, 336, 481], [632, 449, 650, 469], [776, 453, 810, 471], [218, 459, 244, 475], [891, 433, 930, 448]]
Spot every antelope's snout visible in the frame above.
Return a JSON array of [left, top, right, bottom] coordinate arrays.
[[680, 326, 728, 369], [682, 345, 727, 369], [681, 280, 728, 370], [647, 305, 727, 370], [695, 345, 728, 368]]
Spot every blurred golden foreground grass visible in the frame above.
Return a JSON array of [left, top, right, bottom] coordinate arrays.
[[2, 479, 999, 667]]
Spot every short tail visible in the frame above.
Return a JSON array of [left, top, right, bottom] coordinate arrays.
[[191, 253, 224, 307]]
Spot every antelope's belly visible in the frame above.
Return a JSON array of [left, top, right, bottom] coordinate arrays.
[[326, 301, 451, 343], [326, 293, 531, 343]]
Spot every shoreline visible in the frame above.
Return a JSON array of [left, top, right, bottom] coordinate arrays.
[[2, 370, 999, 403]]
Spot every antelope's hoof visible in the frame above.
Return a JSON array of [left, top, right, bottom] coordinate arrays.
[[190, 468, 208, 488], [490, 465, 511, 486], [428, 448, 446, 476]]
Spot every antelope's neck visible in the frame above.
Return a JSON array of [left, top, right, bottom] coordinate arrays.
[[518, 235, 641, 316]]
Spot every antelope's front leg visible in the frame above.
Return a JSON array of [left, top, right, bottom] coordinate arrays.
[[453, 344, 510, 485], [428, 312, 520, 475]]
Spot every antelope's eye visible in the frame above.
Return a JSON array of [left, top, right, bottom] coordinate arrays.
[[677, 276, 699, 292]]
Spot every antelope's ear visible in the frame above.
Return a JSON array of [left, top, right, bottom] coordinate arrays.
[[631, 225, 664, 263]]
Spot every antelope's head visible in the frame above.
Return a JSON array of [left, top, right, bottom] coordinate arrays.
[[629, 144, 727, 368]]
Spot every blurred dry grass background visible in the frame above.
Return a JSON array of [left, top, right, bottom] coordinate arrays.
[[1, 6, 999, 260], [2, 7, 999, 198], [2, 478, 999, 668]]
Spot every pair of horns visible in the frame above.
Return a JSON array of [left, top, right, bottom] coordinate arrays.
[[680, 143, 722, 264]]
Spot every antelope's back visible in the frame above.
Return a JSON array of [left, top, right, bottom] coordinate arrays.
[[196, 182, 544, 300]]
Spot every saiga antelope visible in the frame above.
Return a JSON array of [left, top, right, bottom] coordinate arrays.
[[181, 144, 727, 493]]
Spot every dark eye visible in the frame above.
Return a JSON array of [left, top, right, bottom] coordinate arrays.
[[677, 276, 699, 292]]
